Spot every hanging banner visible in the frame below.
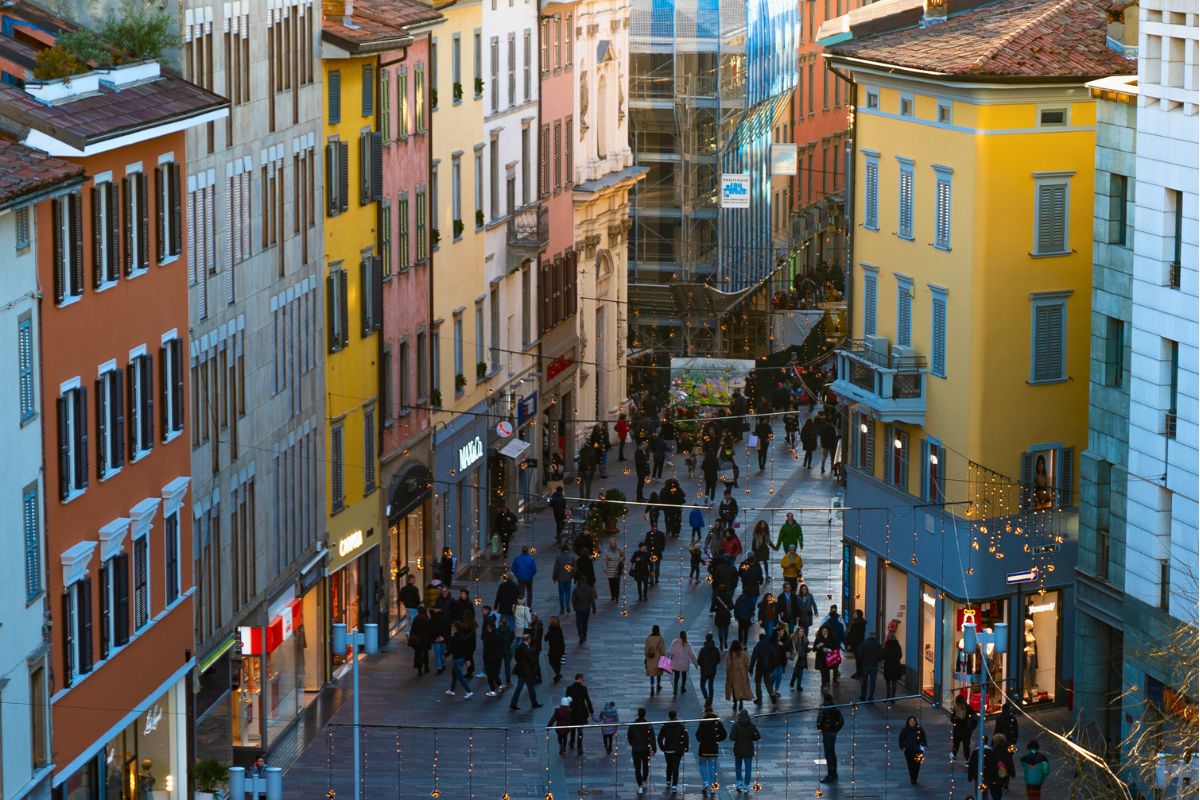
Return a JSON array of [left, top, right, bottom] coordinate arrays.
[[771, 144, 798, 176], [720, 174, 751, 208]]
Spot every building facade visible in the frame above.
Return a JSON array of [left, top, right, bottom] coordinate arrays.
[[0, 139, 83, 800], [823, 0, 1128, 710]]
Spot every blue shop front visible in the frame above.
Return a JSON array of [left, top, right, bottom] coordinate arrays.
[[843, 471, 1076, 714], [433, 407, 492, 571]]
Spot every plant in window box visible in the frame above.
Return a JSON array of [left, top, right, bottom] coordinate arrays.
[[474, 77, 484, 97], [431, 388, 443, 407], [453, 81, 463, 101], [430, 88, 438, 109], [476, 361, 488, 379], [193, 758, 228, 800], [475, 209, 485, 228], [455, 373, 467, 392], [431, 228, 441, 247], [453, 219, 464, 239]]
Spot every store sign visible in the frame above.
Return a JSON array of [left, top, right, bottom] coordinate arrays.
[[546, 355, 574, 382], [720, 174, 751, 208], [771, 144, 798, 176], [459, 436, 485, 471], [1005, 568, 1038, 585], [239, 598, 304, 656], [1028, 601, 1056, 614], [338, 529, 364, 558], [496, 420, 514, 438], [517, 392, 538, 427], [922, 592, 936, 608]]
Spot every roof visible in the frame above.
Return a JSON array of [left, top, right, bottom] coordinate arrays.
[[322, 0, 443, 53], [0, 64, 228, 152], [825, 0, 1133, 79], [0, 136, 82, 207]]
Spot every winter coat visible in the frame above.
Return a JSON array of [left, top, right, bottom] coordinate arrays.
[[635, 448, 651, 476], [816, 706, 844, 733], [512, 552, 538, 582], [657, 722, 689, 754], [753, 420, 772, 448], [714, 595, 733, 628], [694, 719, 728, 758], [967, 746, 1002, 784], [749, 639, 779, 674], [689, 508, 706, 529], [513, 642, 537, 680], [644, 634, 667, 676], [602, 547, 625, 579], [728, 713, 761, 759], [698, 642, 722, 678], [627, 720, 657, 754], [494, 580, 520, 615], [482, 629, 505, 662], [409, 613, 431, 648], [898, 724, 928, 755], [718, 498, 739, 524], [599, 704, 619, 736], [571, 581, 597, 612], [796, 591, 819, 628], [883, 639, 905, 681], [780, 552, 804, 581], [548, 706, 573, 730], [751, 533, 771, 563], [734, 593, 758, 623], [775, 520, 804, 550], [856, 636, 884, 672], [818, 421, 838, 449], [646, 529, 666, 557], [566, 683, 593, 723], [449, 630, 474, 659], [757, 596, 777, 625], [812, 631, 836, 673], [545, 625, 566, 658], [994, 710, 1019, 746], [800, 423, 817, 452], [739, 563, 762, 595], [845, 618, 866, 652], [630, 550, 651, 581], [668, 639, 698, 672], [527, 620, 545, 653], [1020, 751, 1050, 786], [724, 650, 753, 701]]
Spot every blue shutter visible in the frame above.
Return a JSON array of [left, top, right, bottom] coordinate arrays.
[[1036, 182, 1067, 254], [935, 173, 951, 249], [920, 438, 929, 500], [898, 431, 909, 492], [1033, 301, 1065, 381], [328, 70, 341, 124], [863, 272, 877, 337], [1020, 451, 1033, 511], [883, 424, 893, 484], [898, 166, 913, 238], [931, 295, 946, 377], [1059, 446, 1075, 508], [18, 317, 34, 420], [23, 487, 39, 601], [865, 159, 879, 230]]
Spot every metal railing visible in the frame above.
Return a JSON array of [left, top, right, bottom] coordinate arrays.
[[507, 203, 548, 251]]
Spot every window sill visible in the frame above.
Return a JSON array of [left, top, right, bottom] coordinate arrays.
[[20, 411, 39, 429], [62, 487, 86, 504], [163, 429, 184, 445], [96, 280, 119, 294], [1030, 250, 1073, 259], [332, 502, 346, 515], [933, 244, 951, 252], [861, 224, 878, 232], [158, 254, 180, 267], [57, 294, 83, 310], [1027, 377, 1067, 386], [127, 267, 149, 280], [99, 465, 123, 483], [894, 233, 914, 242], [130, 447, 152, 464]]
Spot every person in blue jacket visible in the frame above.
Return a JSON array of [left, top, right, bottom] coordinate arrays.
[[512, 546, 538, 605], [690, 507, 707, 541]]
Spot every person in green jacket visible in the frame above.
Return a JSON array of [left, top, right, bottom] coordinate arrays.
[[1019, 740, 1050, 799], [774, 512, 804, 551]]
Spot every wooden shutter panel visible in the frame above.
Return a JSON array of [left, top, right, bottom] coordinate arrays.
[[141, 355, 154, 450], [170, 163, 182, 257], [338, 142, 350, 212], [325, 143, 337, 215], [326, 273, 338, 352], [62, 591, 73, 686], [863, 274, 876, 336], [932, 298, 946, 375], [360, 258, 371, 334], [70, 192, 84, 294], [91, 186, 103, 288], [865, 161, 878, 228], [95, 377, 108, 477], [57, 395, 70, 499], [112, 368, 125, 468], [1020, 451, 1033, 511], [99, 561, 110, 658], [338, 268, 350, 347], [156, 166, 166, 260], [539, 260, 550, 335], [78, 577, 93, 674], [899, 432, 909, 491], [76, 386, 88, 490], [113, 553, 129, 645], [1059, 446, 1074, 508], [126, 362, 138, 454], [328, 69, 341, 124], [372, 255, 383, 330], [52, 199, 64, 304], [123, 177, 134, 275], [370, 132, 384, 201], [172, 339, 184, 432], [1037, 184, 1066, 254], [159, 345, 169, 440], [865, 419, 874, 474], [362, 64, 373, 117], [109, 181, 121, 275]]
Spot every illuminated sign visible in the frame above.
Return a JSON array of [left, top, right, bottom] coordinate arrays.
[[459, 436, 484, 471], [922, 592, 936, 608], [338, 529, 364, 557], [1027, 601, 1056, 614]]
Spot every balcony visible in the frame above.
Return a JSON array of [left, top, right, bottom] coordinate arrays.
[[506, 203, 548, 271], [831, 337, 927, 425]]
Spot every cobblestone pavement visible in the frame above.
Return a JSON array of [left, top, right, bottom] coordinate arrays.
[[283, 424, 1069, 799]]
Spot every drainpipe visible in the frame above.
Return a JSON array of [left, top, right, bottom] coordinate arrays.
[[827, 57, 856, 450]]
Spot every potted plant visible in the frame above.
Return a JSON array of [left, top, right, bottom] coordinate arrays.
[[193, 758, 227, 800], [431, 228, 441, 247], [453, 219, 464, 239], [453, 81, 463, 102], [595, 488, 628, 533], [475, 209, 485, 228], [430, 88, 438, 109], [474, 76, 484, 97], [455, 373, 467, 392], [476, 361, 488, 379], [431, 388, 442, 407]]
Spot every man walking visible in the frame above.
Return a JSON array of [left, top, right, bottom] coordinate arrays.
[[750, 633, 780, 705], [566, 674, 594, 754], [627, 707, 657, 795], [753, 416, 772, 471], [651, 434, 668, 480], [635, 442, 651, 501], [553, 546, 577, 615], [494, 505, 518, 557], [549, 486, 568, 544], [509, 633, 543, 710], [571, 578, 597, 644], [657, 710, 689, 794], [855, 631, 884, 701], [817, 692, 843, 783], [512, 546, 538, 605]]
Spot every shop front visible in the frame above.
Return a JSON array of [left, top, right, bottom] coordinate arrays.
[[947, 597, 1009, 713], [879, 562, 908, 648], [231, 588, 310, 754], [539, 350, 577, 486], [432, 407, 491, 570], [844, 544, 868, 620], [326, 523, 385, 673], [386, 463, 433, 636], [1018, 590, 1061, 706], [919, 582, 938, 698]]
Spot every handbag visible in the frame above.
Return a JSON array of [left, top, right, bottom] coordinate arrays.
[[658, 655, 674, 672], [824, 649, 842, 668], [747, 434, 759, 448]]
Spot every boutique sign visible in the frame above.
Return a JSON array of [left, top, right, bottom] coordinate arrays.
[[459, 436, 484, 472]]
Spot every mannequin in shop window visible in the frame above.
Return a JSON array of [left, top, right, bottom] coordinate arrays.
[[1022, 618, 1038, 702]]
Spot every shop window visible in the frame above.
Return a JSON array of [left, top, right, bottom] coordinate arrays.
[[880, 563, 907, 650], [922, 439, 944, 502], [855, 413, 874, 475], [1021, 444, 1074, 510], [950, 599, 1008, 714], [1020, 592, 1058, 705], [920, 583, 937, 697]]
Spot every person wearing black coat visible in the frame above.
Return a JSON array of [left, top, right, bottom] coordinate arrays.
[[694, 711, 728, 794], [549, 486, 568, 544], [660, 479, 686, 537], [845, 610, 867, 674], [713, 593, 733, 649], [409, 606, 431, 674], [626, 708, 657, 794], [544, 616, 567, 682], [968, 736, 1005, 800], [817, 417, 838, 473], [657, 710, 689, 792], [565, 674, 594, 753], [753, 417, 772, 470], [650, 435, 668, 479], [749, 633, 780, 705], [993, 703, 1019, 789], [447, 623, 475, 697], [634, 443, 651, 501], [898, 716, 928, 784], [697, 633, 722, 705], [883, 633, 905, 698], [494, 576, 520, 626], [482, 623, 505, 694], [855, 632, 884, 701], [701, 450, 720, 501], [728, 709, 762, 793], [509, 634, 543, 710], [816, 692, 843, 783], [799, 419, 817, 468], [812, 625, 837, 691], [646, 527, 666, 585], [950, 694, 977, 760]]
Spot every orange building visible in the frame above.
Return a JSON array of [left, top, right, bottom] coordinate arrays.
[[0, 11, 228, 793]]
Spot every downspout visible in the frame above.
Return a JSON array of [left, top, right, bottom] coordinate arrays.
[[827, 57, 856, 455]]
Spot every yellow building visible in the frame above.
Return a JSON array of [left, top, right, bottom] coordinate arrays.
[[427, 0, 492, 564], [820, 0, 1130, 707], [320, 15, 386, 637]]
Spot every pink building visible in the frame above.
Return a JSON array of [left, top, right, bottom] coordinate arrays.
[[375, 0, 444, 634]]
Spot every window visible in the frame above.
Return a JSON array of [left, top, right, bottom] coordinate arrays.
[[489, 283, 501, 369], [327, 264, 349, 352], [452, 35, 462, 97], [18, 315, 35, 422], [15, 206, 30, 250], [922, 439, 944, 502], [22, 484, 40, 602], [30, 662, 48, 770], [452, 156, 462, 233], [58, 384, 88, 499], [855, 413, 874, 474], [474, 149, 484, 221], [475, 301, 485, 371], [416, 330, 428, 400], [490, 37, 499, 112], [490, 136, 500, 218], [1038, 107, 1067, 127], [1104, 316, 1125, 387], [431, 163, 439, 238], [885, 425, 909, 492], [95, 367, 124, 479], [161, 337, 184, 439], [1030, 295, 1067, 383], [523, 30, 532, 100], [1034, 177, 1070, 255], [431, 328, 441, 400], [934, 167, 952, 250], [473, 31, 482, 96], [865, 88, 878, 109], [62, 576, 93, 685], [552, 16, 561, 69], [862, 268, 878, 337], [1166, 338, 1179, 438], [127, 352, 154, 457], [164, 511, 180, 604], [1108, 174, 1128, 245], [399, 339, 410, 411], [52, 192, 84, 305], [1168, 188, 1183, 287], [521, 127, 531, 206], [863, 153, 879, 231], [326, 139, 350, 216], [156, 161, 182, 262], [930, 289, 947, 378], [508, 33, 516, 107], [379, 70, 391, 138], [122, 171, 151, 276], [331, 420, 345, 512], [380, 201, 393, 276], [328, 69, 341, 123], [897, 158, 914, 240], [397, 194, 410, 269], [936, 101, 951, 125], [361, 255, 382, 334], [1021, 445, 1074, 510], [360, 130, 383, 205], [899, 94, 913, 117], [100, 549, 129, 654], [133, 533, 149, 629], [896, 276, 912, 347], [414, 65, 426, 133], [453, 314, 464, 388], [430, 41, 438, 110], [92, 181, 119, 286], [415, 189, 427, 261], [539, 124, 550, 197], [540, 19, 549, 73], [397, 67, 410, 138], [564, 13, 572, 65], [553, 120, 563, 191], [1094, 460, 1112, 580], [564, 116, 573, 188], [522, 265, 531, 347], [1160, 558, 1171, 610], [363, 403, 376, 494]]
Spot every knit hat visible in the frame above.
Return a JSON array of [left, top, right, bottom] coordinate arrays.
[[561, 697, 572, 707]]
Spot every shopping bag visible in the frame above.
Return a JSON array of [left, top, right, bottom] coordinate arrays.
[[824, 649, 842, 668], [747, 434, 759, 448], [658, 656, 675, 673]]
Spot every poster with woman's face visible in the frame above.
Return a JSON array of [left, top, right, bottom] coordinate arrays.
[[1031, 448, 1056, 510]]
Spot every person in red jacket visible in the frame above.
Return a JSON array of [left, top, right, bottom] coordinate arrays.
[[615, 413, 631, 461]]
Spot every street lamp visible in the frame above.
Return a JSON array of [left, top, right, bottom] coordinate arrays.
[[332, 621, 379, 800], [962, 621, 1008, 800]]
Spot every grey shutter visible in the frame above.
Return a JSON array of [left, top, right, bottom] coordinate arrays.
[[92, 186, 103, 287], [99, 561, 110, 658], [112, 368, 125, 468], [95, 377, 108, 477], [863, 274, 877, 337], [159, 345, 169, 440], [70, 193, 84, 295], [338, 142, 350, 213], [362, 64, 374, 117], [360, 258, 371, 334], [57, 396, 70, 499], [326, 272, 338, 352], [328, 69, 341, 124], [172, 339, 184, 432], [141, 355, 154, 450], [122, 177, 134, 275], [931, 297, 946, 375], [1020, 451, 1033, 511], [76, 387, 88, 490], [109, 180, 120, 272], [52, 199, 64, 304], [62, 591, 73, 686], [1033, 303, 1064, 381], [338, 268, 350, 347], [899, 170, 913, 236], [156, 166, 166, 260], [170, 163, 183, 257], [326, 142, 338, 216], [898, 288, 911, 347], [113, 553, 129, 645], [1059, 446, 1074, 508], [372, 255, 383, 330], [360, 132, 371, 205], [126, 362, 138, 454], [883, 425, 892, 483], [936, 177, 951, 247], [370, 132, 384, 201], [78, 577, 93, 674], [898, 432, 909, 491], [1037, 183, 1066, 254], [865, 160, 878, 228]]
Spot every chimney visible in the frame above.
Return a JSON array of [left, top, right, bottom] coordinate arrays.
[[921, 0, 947, 26], [343, 0, 356, 27]]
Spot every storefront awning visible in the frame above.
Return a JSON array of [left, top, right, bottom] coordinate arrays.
[[499, 438, 532, 460]]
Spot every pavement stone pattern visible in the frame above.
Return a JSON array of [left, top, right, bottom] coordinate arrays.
[[282, 421, 1068, 799]]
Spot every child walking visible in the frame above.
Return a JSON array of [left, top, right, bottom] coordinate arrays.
[[689, 541, 703, 583], [599, 701, 620, 755]]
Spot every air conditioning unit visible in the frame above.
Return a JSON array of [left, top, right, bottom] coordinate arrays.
[[892, 345, 917, 364], [864, 335, 890, 360]]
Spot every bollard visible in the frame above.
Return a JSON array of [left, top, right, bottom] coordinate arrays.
[[247, 774, 265, 798], [331, 622, 347, 655], [364, 623, 379, 655], [265, 766, 283, 800], [228, 766, 245, 799]]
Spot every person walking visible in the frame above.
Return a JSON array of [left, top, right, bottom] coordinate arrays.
[[694, 710, 728, 796], [651, 434, 668, 480], [512, 546, 538, 605], [645, 625, 667, 696], [409, 605, 431, 675], [855, 631, 884, 701], [599, 701, 620, 754], [883, 632, 905, 699], [734, 590, 757, 646], [446, 622, 475, 699], [548, 698, 575, 755], [756, 593, 778, 640], [494, 574, 520, 631], [615, 413, 631, 461], [494, 506, 518, 558], [635, 441, 652, 501], [627, 707, 657, 794], [566, 674, 594, 754], [728, 709, 761, 793], [950, 694, 977, 761], [749, 633, 780, 706], [630, 542, 652, 601], [578, 443, 598, 499], [509, 633, 543, 710], [647, 525, 666, 586], [816, 692, 844, 783], [661, 478, 685, 538], [591, 422, 612, 478], [701, 449, 720, 501], [689, 506, 706, 541], [783, 408, 799, 448], [967, 734, 1006, 800], [724, 640, 753, 713], [602, 538, 625, 602], [789, 628, 809, 691], [770, 626, 793, 695], [549, 486, 568, 545], [993, 703, 1019, 790], [796, 584, 818, 635], [845, 610, 866, 676], [658, 710, 689, 794], [497, 617, 516, 687], [774, 512, 804, 551], [546, 451, 566, 495], [753, 416, 772, 471], [545, 616, 566, 683], [779, 546, 804, 586], [669, 631, 699, 696], [714, 593, 732, 649], [698, 633, 722, 705], [399, 574, 422, 627], [571, 577, 597, 644], [800, 419, 817, 469], [553, 546, 577, 616], [689, 541, 703, 584], [750, 522, 772, 583], [812, 625, 838, 692], [818, 416, 838, 474], [482, 622, 505, 695], [1020, 740, 1051, 800], [429, 605, 450, 674], [898, 716, 928, 784]]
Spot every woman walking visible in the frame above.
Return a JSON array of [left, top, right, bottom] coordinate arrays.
[[698, 633, 722, 705], [789, 627, 809, 691], [951, 694, 976, 761], [800, 419, 817, 469], [728, 709, 761, 793], [750, 521, 772, 583], [482, 621, 505, 696], [694, 710, 728, 796], [812, 625, 837, 691], [645, 626, 667, 696], [545, 616, 566, 683], [701, 449, 720, 501], [883, 632, 905, 699], [714, 593, 732, 649], [898, 716, 928, 784], [771, 625, 793, 694], [669, 631, 699, 696], [757, 593, 778, 640], [409, 605, 431, 675], [724, 640, 753, 713], [796, 584, 819, 635], [631, 542, 652, 601], [602, 538, 625, 602]]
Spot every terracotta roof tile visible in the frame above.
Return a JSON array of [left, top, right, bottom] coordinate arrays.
[[827, 0, 1133, 79], [0, 136, 82, 206]]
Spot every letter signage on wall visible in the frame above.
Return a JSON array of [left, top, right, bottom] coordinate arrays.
[[720, 174, 751, 208], [459, 435, 485, 472]]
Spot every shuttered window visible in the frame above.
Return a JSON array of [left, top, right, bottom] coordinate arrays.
[[331, 421, 345, 511], [52, 193, 84, 305], [379, 70, 391, 139], [930, 291, 947, 378], [897, 159, 914, 239], [161, 338, 184, 437], [165, 512, 180, 604], [380, 202, 393, 277], [397, 194, 410, 270], [328, 69, 341, 124], [360, 256, 382, 334], [490, 37, 499, 112], [23, 484, 40, 601], [133, 535, 149, 629], [127, 353, 154, 457], [886, 425, 909, 491], [415, 189, 427, 262], [864, 156, 879, 231], [156, 162, 182, 262], [862, 270, 877, 337], [92, 181, 119, 285], [327, 264, 349, 352], [1035, 180, 1068, 255], [896, 276, 912, 347], [363, 403, 376, 494], [362, 63, 374, 117], [18, 316, 35, 421], [95, 368, 124, 479], [1031, 297, 1066, 382], [58, 385, 88, 499], [856, 413, 874, 474], [934, 168, 951, 250], [397, 68, 409, 138]]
